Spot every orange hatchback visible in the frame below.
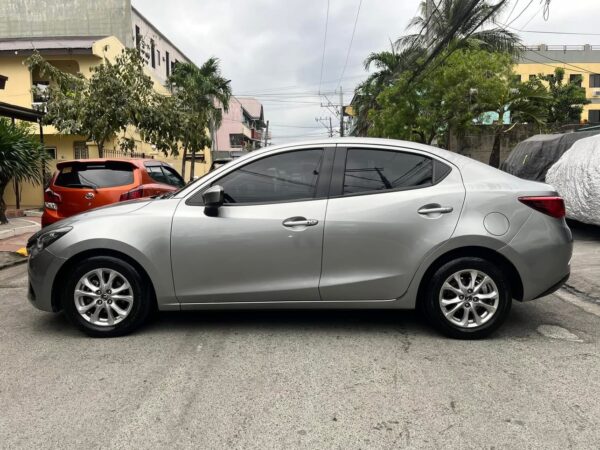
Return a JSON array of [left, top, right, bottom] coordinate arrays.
[[42, 159, 185, 227]]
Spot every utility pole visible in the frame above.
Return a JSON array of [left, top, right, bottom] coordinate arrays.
[[316, 116, 334, 137], [339, 86, 344, 137], [263, 120, 269, 147], [329, 117, 333, 137]]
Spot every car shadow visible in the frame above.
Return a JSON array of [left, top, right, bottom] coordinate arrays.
[[568, 219, 600, 242], [32, 299, 549, 341]]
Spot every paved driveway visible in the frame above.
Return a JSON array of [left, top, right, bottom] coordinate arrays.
[[2, 256, 600, 448]]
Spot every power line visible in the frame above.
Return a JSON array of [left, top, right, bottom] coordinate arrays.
[[504, 0, 521, 23], [338, 0, 363, 90], [516, 29, 600, 36], [318, 0, 330, 95], [504, 0, 534, 28]]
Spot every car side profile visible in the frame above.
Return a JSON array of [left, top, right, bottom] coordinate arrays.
[[27, 138, 573, 339], [42, 159, 185, 227]]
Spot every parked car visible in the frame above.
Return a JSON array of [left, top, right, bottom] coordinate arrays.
[[27, 138, 572, 339], [42, 159, 185, 227]]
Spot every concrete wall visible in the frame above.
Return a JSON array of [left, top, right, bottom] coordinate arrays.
[[0, 0, 133, 46], [449, 124, 540, 165]]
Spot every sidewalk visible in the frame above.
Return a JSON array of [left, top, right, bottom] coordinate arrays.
[[0, 216, 41, 269]]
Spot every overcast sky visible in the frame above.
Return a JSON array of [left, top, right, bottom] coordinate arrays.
[[132, 0, 600, 144]]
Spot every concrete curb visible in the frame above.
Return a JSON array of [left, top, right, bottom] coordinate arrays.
[[0, 221, 40, 240], [0, 256, 28, 271]]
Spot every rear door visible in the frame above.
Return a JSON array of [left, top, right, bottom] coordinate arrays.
[[52, 161, 138, 216], [319, 146, 465, 301]]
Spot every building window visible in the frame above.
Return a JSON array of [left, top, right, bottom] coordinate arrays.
[[589, 110, 600, 123], [529, 74, 536, 81], [230, 134, 244, 148], [156, 50, 160, 66], [45, 147, 57, 160], [570, 74, 583, 87], [32, 81, 49, 103], [150, 39, 156, 68], [74, 141, 89, 159], [512, 74, 522, 83], [589, 74, 600, 88], [165, 51, 170, 76], [135, 25, 141, 50]]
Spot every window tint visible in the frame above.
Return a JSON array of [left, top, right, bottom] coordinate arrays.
[[215, 149, 323, 204], [161, 166, 185, 187], [55, 162, 134, 188], [343, 149, 433, 195], [146, 166, 169, 184]]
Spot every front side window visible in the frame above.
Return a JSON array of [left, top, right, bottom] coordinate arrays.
[[214, 149, 324, 204], [343, 149, 433, 195]]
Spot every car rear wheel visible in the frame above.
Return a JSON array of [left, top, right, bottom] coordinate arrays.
[[423, 257, 512, 339], [62, 256, 152, 337]]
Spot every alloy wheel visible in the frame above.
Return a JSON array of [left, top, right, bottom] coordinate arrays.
[[73, 268, 134, 327], [438, 269, 499, 329]]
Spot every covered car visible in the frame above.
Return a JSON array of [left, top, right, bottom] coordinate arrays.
[[501, 130, 600, 181], [546, 134, 600, 226]]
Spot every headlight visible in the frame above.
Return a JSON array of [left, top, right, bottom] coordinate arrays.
[[27, 226, 72, 258]]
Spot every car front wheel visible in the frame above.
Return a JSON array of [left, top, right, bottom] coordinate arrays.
[[423, 257, 512, 339], [62, 256, 152, 337]]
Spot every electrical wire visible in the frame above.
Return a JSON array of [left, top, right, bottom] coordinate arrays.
[[318, 0, 330, 95], [504, 0, 534, 28], [338, 0, 363, 90]]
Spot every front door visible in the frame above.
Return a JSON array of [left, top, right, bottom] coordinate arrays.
[[171, 147, 333, 304], [319, 146, 465, 301]]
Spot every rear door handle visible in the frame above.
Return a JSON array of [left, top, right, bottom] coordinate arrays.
[[282, 217, 319, 227], [418, 206, 454, 215]]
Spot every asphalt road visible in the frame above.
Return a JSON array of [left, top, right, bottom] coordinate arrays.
[[2, 264, 600, 449]]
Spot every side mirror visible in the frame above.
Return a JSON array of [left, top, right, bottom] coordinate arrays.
[[203, 185, 224, 216]]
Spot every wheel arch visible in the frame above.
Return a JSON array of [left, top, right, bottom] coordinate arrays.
[[51, 249, 158, 312], [416, 246, 524, 305]]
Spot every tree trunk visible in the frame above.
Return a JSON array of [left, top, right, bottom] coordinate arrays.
[[190, 149, 196, 180], [0, 181, 9, 224], [98, 141, 104, 159], [489, 128, 502, 168], [181, 147, 188, 181]]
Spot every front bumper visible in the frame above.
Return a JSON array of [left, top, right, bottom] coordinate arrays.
[[27, 248, 66, 312]]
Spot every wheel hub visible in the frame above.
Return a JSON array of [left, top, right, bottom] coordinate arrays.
[[74, 268, 134, 327], [438, 269, 500, 329]]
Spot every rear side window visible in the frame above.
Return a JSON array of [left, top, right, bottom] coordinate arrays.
[[343, 149, 433, 195], [146, 165, 185, 187], [55, 162, 134, 188]]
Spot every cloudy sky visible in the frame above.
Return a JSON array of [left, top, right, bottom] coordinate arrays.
[[133, 0, 600, 144]]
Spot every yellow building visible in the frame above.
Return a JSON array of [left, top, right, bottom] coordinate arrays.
[[514, 44, 600, 124]]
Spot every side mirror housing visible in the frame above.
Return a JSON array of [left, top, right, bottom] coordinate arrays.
[[203, 185, 224, 216]]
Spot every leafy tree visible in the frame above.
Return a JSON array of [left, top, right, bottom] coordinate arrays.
[[536, 68, 589, 130], [26, 47, 176, 157], [369, 49, 513, 145], [0, 119, 49, 223], [168, 59, 232, 179], [480, 78, 549, 167]]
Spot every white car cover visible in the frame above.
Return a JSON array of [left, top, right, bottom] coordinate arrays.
[[546, 134, 600, 226]]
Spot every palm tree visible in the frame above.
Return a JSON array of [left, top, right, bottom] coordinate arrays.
[[0, 119, 49, 223], [169, 58, 232, 180], [483, 81, 549, 168], [397, 0, 520, 60]]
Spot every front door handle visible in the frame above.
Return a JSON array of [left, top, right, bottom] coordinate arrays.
[[418, 205, 454, 215], [282, 217, 319, 227]]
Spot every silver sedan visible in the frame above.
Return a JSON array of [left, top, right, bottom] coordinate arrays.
[[27, 138, 573, 339]]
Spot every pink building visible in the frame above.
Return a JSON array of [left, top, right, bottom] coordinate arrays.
[[214, 97, 268, 156]]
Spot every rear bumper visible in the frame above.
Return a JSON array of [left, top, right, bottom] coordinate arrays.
[[499, 213, 573, 302], [41, 209, 62, 228], [534, 272, 570, 300]]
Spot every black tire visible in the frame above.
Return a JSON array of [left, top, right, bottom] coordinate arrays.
[[61, 256, 152, 337], [422, 257, 512, 339]]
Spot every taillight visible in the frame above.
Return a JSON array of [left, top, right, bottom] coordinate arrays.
[[44, 188, 61, 211], [119, 186, 148, 202], [518, 196, 565, 219]]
